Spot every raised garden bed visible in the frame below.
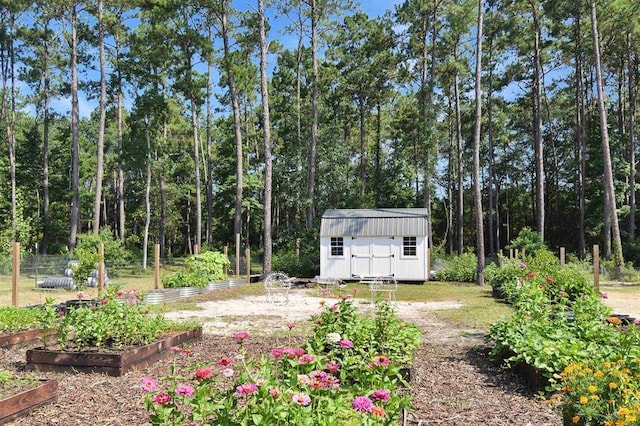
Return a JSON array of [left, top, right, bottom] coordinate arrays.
[[0, 379, 58, 425], [0, 329, 57, 350], [25, 327, 202, 376]]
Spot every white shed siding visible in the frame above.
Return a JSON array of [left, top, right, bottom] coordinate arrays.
[[319, 209, 429, 281]]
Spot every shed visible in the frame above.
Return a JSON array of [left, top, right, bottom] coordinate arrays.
[[319, 208, 430, 282]]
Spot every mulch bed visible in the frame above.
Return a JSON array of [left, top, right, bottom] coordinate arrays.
[[0, 331, 561, 425]]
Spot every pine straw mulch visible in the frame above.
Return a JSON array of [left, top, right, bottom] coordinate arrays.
[[1, 330, 561, 425]]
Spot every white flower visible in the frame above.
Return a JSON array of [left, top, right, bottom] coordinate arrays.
[[326, 332, 341, 344]]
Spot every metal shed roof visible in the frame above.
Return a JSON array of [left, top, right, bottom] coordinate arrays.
[[320, 208, 429, 237]]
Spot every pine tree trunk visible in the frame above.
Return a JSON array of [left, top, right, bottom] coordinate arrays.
[[69, 4, 80, 250], [473, 0, 485, 285], [93, 0, 106, 234], [306, 0, 319, 230]]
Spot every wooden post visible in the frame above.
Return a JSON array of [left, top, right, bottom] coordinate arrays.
[[426, 247, 430, 282], [154, 244, 160, 289], [12, 242, 20, 307], [521, 248, 526, 257], [223, 245, 229, 276], [245, 247, 251, 284], [235, 233, 241, 278], [509, 248, 514, 259], [98, 243, 105, 296], [515, 249, 519, 258], [593, 244, 600, 292], [560, 247, 565, 267]]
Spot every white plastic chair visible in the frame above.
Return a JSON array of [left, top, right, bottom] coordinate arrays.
[[315, 276, 342, 296], [263, 272, 292, 302]]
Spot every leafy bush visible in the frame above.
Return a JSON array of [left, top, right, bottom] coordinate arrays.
[[163, 251, 230, 288], [0, 301, 58, 333], [272, 253, 319, 278], [505, 226, 546, 255], [433, 251, 477, 283]]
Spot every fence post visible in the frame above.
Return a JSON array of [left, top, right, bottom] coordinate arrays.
[[560, 247, 565, 267], [154, 244, 160, 289], [245, 247, 251, 284], [235, 233, 241, 278], [593, 244, 600, 292], [509, 248, 514, 259], [12, 242, 20, 307], [515, 249, 519, 258], [98, 243, 105, 295], [223, 245, 229, 276]]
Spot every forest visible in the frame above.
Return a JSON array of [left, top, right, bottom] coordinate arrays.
[[1, 0, 639, 273]]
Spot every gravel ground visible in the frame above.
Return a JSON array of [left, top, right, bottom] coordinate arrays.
[[2, 291, 562, 425]]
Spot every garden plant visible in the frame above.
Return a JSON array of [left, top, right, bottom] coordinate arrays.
[[142, 294, 421, 425]]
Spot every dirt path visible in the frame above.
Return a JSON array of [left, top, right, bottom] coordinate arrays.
[[601, 287, 640, 319]]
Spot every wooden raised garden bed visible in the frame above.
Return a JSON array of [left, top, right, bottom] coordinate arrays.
[[0, 329, 56, 350], [0, 379, 58, 425], [25, 327, 202, 377]]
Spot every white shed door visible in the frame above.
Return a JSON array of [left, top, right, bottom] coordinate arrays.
[[350, 238, 393, 277]]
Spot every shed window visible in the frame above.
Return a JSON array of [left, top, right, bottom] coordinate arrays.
[[403, 237, 417, 256], [330, 237, 344, 256]]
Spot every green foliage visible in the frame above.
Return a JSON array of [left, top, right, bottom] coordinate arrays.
[[272, 252, 319, 278], [56, 286, 176, 350], [75, 228, 133, 270], [0, 300, 58, 333], [433, 251, 478, 283], [143, 297, 420, 425], [485, 249, 640, 408], [505, 227, 546, 255], [163, 251, 230, 288]]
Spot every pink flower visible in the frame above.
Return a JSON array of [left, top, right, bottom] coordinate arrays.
[[330, 304, 339, 312], [101, 299, 109, 306], [283, 346, 306, 358], [175, 383, 194, 397], [287, 323, 295, 330], [600, 292, 608, 299], [271, 348, 284, 359], [372, 389, 391, 402], [373, 355, 391, 367], [352, 287, 360, 294], [341, 294, 351, 300], [233, 331, 249, 341], [269, 387, 281, 399], [519, 262, 526, 269], [236, 383, 258, 395], [195, 366, 213, 381], [291, 392, 311, 406], [297, 374, 311, 385], [153, 392, 171, 405], [77, 292, 85, 300], [352, 396, 374, 412], [221, 368, 234, 378], [339, 339, 354, 349], [546, 277, 554, 284], [216, 356, 233, 367], [141, 377, 158, 392], [634, 318, 640, 326], [299, 354, 316, 365], [325, 376, 340, 389], [372, 406, 386, 417], [326, 362, 340, 373]]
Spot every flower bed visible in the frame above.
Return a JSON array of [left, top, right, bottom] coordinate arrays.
[[0, 377, 58, 425], [0, 328, 57, 350], [26, 327, 202, 376], [485, 249, 640, 423], [142, 294, 421, 425]]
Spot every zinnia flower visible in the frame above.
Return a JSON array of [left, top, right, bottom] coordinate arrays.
[[221, 368, 234, 378], [236, 383, 258, 395], [195, 366, 213, 381], [269, 387, 281, 399], [352, 396, 374, 413], [373, 355, 391, 367], [233, 331, 250, 341], [326, 333, 341, 344], [299, 354, 315, 365], [271, 347, 284, 359], [339, 339, 354, 349], [153, 392, 171, 405], [371, 406, 386, 417], [326, 362, 340, 372], [175, 383, 195, 397], [216, 356, 233, 367], [291, 392, 311, 406], [287, 323, 295, 330], [141, 377, 158, 392], [372, 389, 391, 402]]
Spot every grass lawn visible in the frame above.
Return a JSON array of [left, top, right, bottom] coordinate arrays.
[[1, 269, 513, 330]]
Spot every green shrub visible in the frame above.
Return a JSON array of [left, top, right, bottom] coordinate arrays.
[[505, 227, 546, 255], [163, 250, 229, 288], [433, 251, 477, 283], [272, 253, 319, 278]]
